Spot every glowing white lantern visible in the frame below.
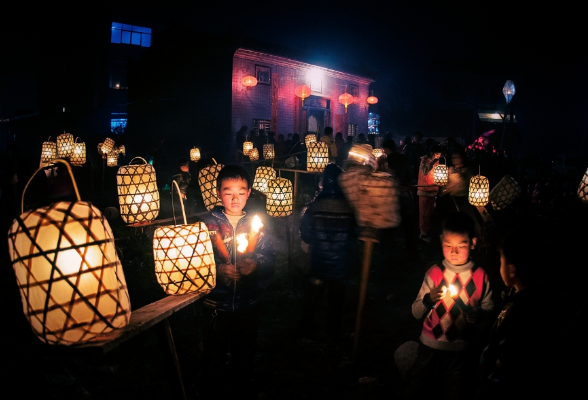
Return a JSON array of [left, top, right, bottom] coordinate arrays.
[[198, 163, 225, 211], [252, 166, 277, 194], [117, 157, 160, 224], [263, 143, 275, 159], [107, 151, 119, 167], [41, 137, 57, 164], [70, 138, 86, 166], [243, 140, 254, 156], [249, 148, 259, 161], [434, 157, 449, 186], [190, 147, 201, 162], [307, 142, 329, 172], [56, 132, 74, 158], [100, 138, 116, 156], [469, 174, 490, 206], [266, 177, 293, 217]]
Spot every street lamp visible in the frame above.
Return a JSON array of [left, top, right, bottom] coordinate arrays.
[[500, 80, 515, 148]]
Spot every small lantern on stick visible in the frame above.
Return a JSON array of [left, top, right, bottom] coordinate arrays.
[[433, 157, 449, 186], [70, 138, 86, 166], [8, 159, 131, 345], [469, 168, 490, 206], [198, 161, 225, 211], [117, 157, 160, 224], [41, 137, 57, 164], [489, 175, 521, 210], [305, 134, 317, 147], [266, 177, 293, 217], [253, 166, 277, 194], [56, 132, 75, 158], [190, 147, 201, 162], [249, 148, 259, 161], [101, 138, 116, 156], [243, 139, 254, 156], [107, 151, 119, 167], [307, 142, 329, 172], [578, 168, 588, 204], [263, 143, 275, 159]]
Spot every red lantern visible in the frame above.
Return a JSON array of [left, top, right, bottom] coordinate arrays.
[[242, 75, 257, 89], [367, 95, 378, 105], [295, 85, 312, 105], [339, 93, 354, 113]]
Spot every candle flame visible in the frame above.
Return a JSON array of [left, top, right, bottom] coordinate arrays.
[[236, 233, 248, 253], [448, 284, 458, 297], [252, 215, 263, 233]]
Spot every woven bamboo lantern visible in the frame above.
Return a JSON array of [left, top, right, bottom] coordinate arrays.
[[41, 137, 57, 164], [153, 181, 216, 295], [249, 148, 259, 161], [56, 132, 75, 158], [307, 142, 329, 172], [117, 145, 126, 156], [106, 151, 119, 167], [433, 157, 449, 186], [305, 134, 317, 147], [100, 138, 115, 156], [190, 147, 201, 162], [266, 177, 293, 217], [117, 157, 160, 224], [243, 140, 254, 156], [489, 175, 521, 210], [198, 162, 225, 211], [578, 168, 588, 204], [7, 159, 131, 345], [263, 143, 275, 159], [252, 166, 277, 194], [469, 172, 490, 206], [70, 138, 86, 166], [372, 148, 384, 159]]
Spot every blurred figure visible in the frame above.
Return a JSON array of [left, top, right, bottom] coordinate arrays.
[[417, 145, 441, 242]]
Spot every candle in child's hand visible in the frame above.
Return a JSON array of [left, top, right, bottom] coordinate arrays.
[[252, 215, 263, 233], [237, 233, 248, 253], [448, 284, 458, 297]]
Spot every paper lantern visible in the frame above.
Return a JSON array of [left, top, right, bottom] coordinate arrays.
[[307, 142, 329, 172], [434, 157, 448, 186], [107, 152, 119, 167], [242, 75, 257, 89], [243, 141, 254, 156], [263, 143, 275, 159], [100, 138, 115, 155], [56, 132, 74, 158], [578, 168, 588, 204], [295, 85, 312, 105], [117, 157, 160, 224], [305, 134, 317, 147], [252, 166, 277, 194], [367, 95, 378, 105], [266, 177, 293, 217], [469, 175, 490, 206], [70, 138, 86, 166], [249, 148, 259, 161], [339, 93, 354, 113], [198, 163, 225, 211], [7, 160, 131, 345], [489, 175, 521, 210], [347, 144, 377, 171], [190, 147, 201, 162], [372, 148, 385, 159], [41, 137, 57, 163]]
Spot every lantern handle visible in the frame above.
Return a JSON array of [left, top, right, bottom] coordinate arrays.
[[171, 180, 187, 225], [129, 156, 148, 165], [21, 158, 81, 213]]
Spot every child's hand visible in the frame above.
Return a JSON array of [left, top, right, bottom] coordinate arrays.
[[220, 263, 240, 280], [429, 284, 445, 303], [237, 258, 257, 276]]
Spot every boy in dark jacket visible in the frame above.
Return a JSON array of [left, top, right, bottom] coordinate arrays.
[[299, 164, 357, 337], [199, 165, 275, 398]]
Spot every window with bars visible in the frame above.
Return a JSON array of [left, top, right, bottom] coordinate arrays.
[[348, 124, 357, 137], [253, 119, 271, 134], [111, 22, 152, 47]]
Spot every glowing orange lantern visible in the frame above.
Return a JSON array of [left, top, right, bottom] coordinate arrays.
[[190, 147, 201, 162], [242, 75, 257, 89], [367, 95, 378, 105], [339, 93, 354, 113], [295, 85, 312, 105], [41, 137, 57, 164], [243, 140, 254, 156], [249, 148, 259, 161], [305, 134, 317, 147], [56, 132, 74, 158]]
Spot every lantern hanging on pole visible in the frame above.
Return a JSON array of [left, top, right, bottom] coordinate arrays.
[[243, 139, 254, 156], [70, 138, 86, 166], [41, 137, 57, 164], [56, 132, 75, 158], [489, 175, 521, 210], [190, 147, 201, 162], [295, 85, 312, 105], [117, 157, 160, 224], [305, 133, 317, 147], [263, 143, 275, 159], [242, 75, 257, 89], [153, 181, 216, 295], [469, 169, 490, 206], [578, 168, 588, 204], [249, 148, 259, 161], [433, 157, 449, 186], [7, 159, 131, 345], [252, 166, 277, 194], [266, 177, 293, 217], [503, 80, 516, 104], [106, 151, 119, 167], [100, 138, 116, 157], [198, 162, 225, 211], [307, 142, 329, 172], [366, 90, 378, 105], [339, 93, 354, 114]]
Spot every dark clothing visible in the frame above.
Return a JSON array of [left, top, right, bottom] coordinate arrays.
[[172, 171, 191, 197]]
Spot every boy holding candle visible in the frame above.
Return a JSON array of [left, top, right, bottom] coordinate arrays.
[[405, 211, 493, 400], [199, 165, 275, 399]]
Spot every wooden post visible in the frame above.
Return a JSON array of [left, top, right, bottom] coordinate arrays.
[[352, 240, 374, 362]]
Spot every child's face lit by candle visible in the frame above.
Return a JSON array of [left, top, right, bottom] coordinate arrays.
[[440, 231, 476, 266]]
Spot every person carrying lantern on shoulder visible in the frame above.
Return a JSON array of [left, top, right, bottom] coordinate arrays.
[[198, 164, 275, 399]]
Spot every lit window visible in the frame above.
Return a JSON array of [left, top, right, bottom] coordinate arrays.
[[111, 22, 151, 47], [111, 118, 127, 134], [253, 119, 271, 135]]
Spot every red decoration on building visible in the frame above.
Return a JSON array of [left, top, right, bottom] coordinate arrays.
[[295, 85, 312, 105], [242, 75, 258, 89], [339, 93, 354, 113], [367, 95, 378, 105]]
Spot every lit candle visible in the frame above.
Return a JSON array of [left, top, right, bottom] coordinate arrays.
[[252, 215, 263, 233], [448, 284, 458, 297], [236, 233, 248, 253]]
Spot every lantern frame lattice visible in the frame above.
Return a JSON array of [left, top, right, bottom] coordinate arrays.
[[252, 166, 277, 194], [433, 157, 448, 186], [305, 134, 317, 147], [117, 157, 160, 224], [70, 138, 86, 166], [41, 137, 57, 164], [57, 132, 75, 158], [266, 177, 293, 217], [198, 163, 225, 211], [307, 142, 329, 172], [249, 148, 259, 161], [101, 138, 115, 156], [263, 143, 275, 159], [190, 147, 201, 162], [107, 152, 119, 167], [153, 181, 216, 295], [578, 168, 588, 204], [489, 175, 521, 210], [372, 148, 385, 159], [8, 159, 131, 345], [469, 175, 490, 206], [243, 141, 254, 156]]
